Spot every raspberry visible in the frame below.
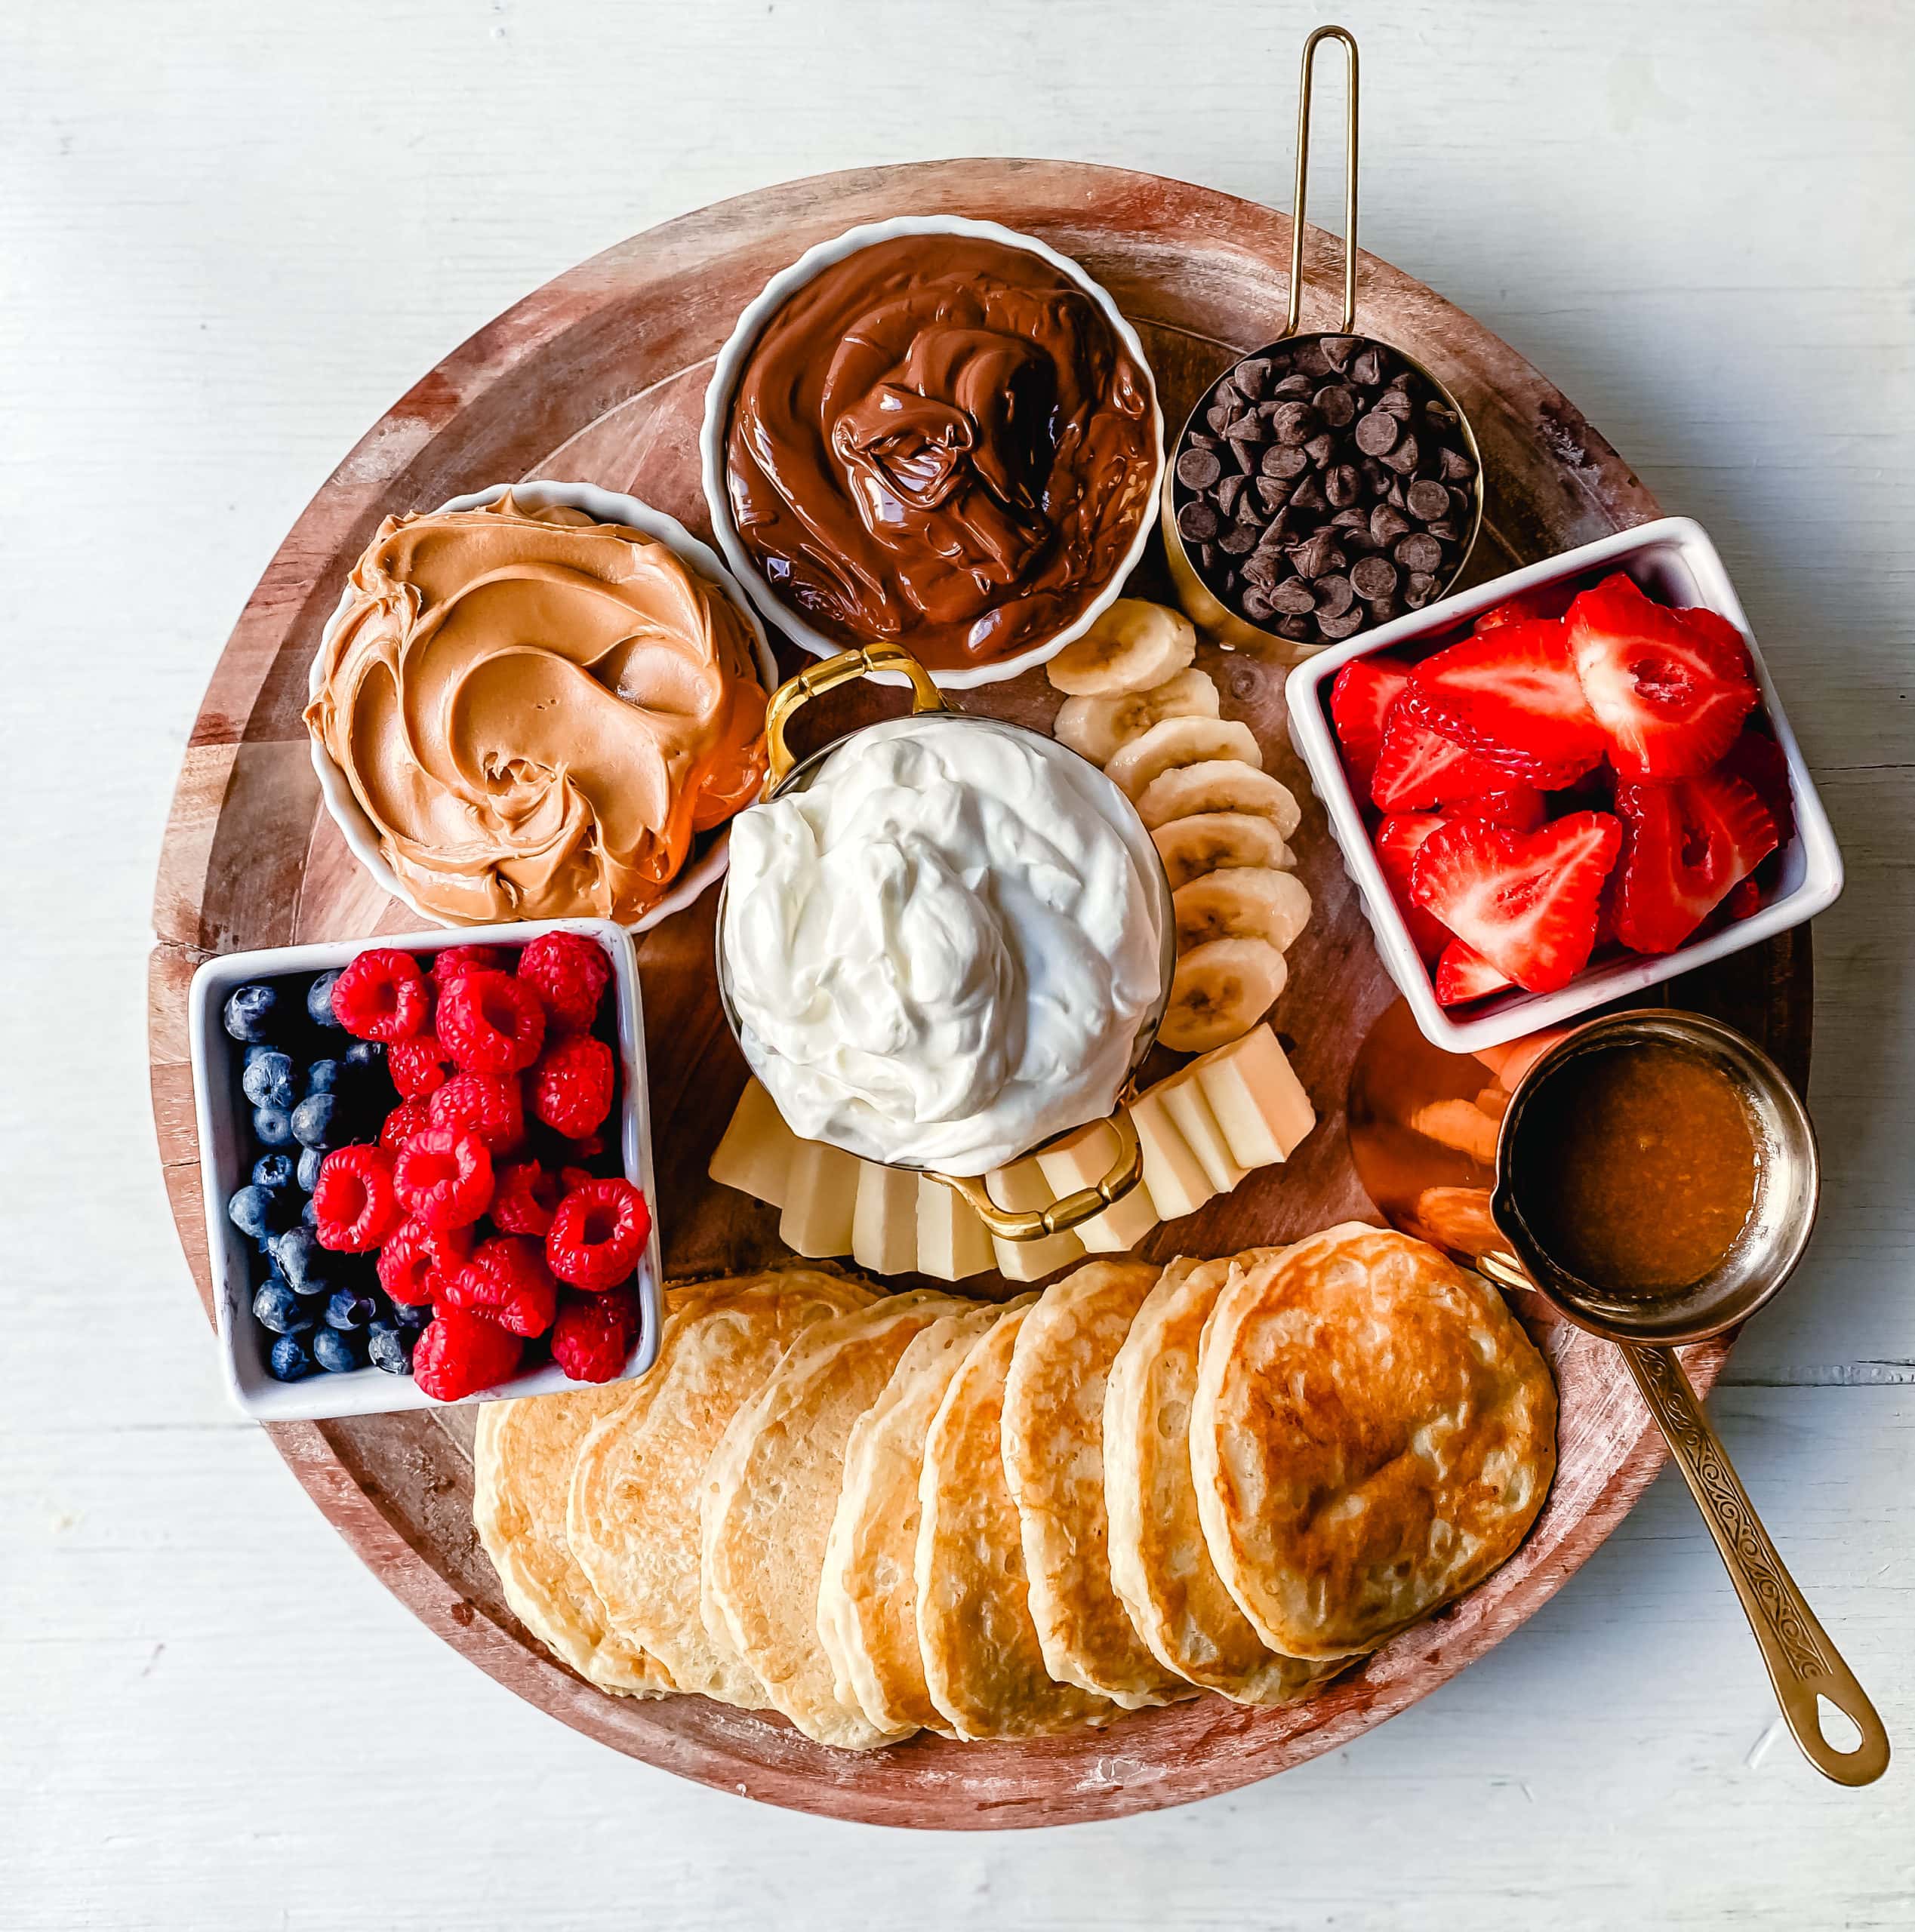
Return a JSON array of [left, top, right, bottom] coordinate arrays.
[[439, 1235, 558, 1337], [429, 943, 506, 989], [311, 1145, 403, 1252], [546, 1177, 651, 1291], [529, 1034, 614, 1140], [517, 931, 612, 1034], [427, 1070, 525, 1153], [413, 1309, 522, 1401], [551, 1283, 642, 1383], [378, 1096, 434, 1153], [567, 1134, 605, 1161], [330, 949, 431, 1043], [389, 1035, 452, 1099], [392, 1128, 494, 1229], [375, 1217, 471, 1306], [559, 1164, 597, 1196], [491, 1161, 562, 1237], [437, 970, 545, 1074]]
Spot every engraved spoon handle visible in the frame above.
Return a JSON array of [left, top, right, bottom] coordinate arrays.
[[1622, 1342, 1889, 1786]]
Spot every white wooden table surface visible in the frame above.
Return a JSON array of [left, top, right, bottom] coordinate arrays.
[[4, 2, 1910, 1924]]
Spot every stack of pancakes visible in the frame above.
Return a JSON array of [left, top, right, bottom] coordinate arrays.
[[473, 1223, 1556, 1749]]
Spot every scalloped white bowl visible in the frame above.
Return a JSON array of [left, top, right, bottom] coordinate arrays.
[[699, 214, 1165, 691], [306, 478, 779, 934]]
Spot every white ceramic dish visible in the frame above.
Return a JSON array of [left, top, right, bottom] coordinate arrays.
[[306, 479, 778, 935], [189, 918, 664, 1422], [1285, 517, 1843, 1054], [698, 214, 1166, 691]]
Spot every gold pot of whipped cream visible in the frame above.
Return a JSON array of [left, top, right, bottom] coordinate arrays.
[[714, 641, 1176, 1241]]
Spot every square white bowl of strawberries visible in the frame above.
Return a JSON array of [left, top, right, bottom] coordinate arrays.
[[1285, 517, 1843, 1052], [189, 919, 663, 1421]]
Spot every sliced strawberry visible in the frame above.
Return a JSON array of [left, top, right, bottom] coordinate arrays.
[[1370, 708, 1510, 813], [1473, 583, 1576, 633], [1435, 939, 1515, 1006], [1716, 725, 1794, 844], [1725, 876, 1763, 921], [1410, 810, 1622, 994], [1445, 786, 1547, 832], [1375, 814, 1452, 963], [1329, 654, 1412, 783], [1566, 573, 1758, 780], [1405, 620, 1605, 783], [1612, 771, 1778, 955]]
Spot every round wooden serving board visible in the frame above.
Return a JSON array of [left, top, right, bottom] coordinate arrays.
[[148, 160, 1810, 1828]]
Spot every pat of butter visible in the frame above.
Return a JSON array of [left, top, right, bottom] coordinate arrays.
[[984, 1157, 1086, 1283], [851, 1160, 920, 1277], [1131, 1088, 1216, 1222], [916, 1177, 997, 1282], [779, 1138, 861, 1258], [1159, 1073, 1248, 1195], [1036, 1120, 1161, 1255], [709, 1078, 802, 1208], [1192, 1025, 1315, 1169]]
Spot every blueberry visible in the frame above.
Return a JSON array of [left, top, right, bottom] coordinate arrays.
[[387, 1297, 433, 1328], [223, 982, 280, 1044], [305, 1057, 342, 1097], [227, 1184, 278, 1242], [296, 1145, 325, 1192], [269, 1226, 328, 1296], [268, 1333, 317, 1381], [307, 970, 346, 1029], [252, 1152, 296, 1192], [301, 1195, 320, 1232], [242, 1049, 297, 1112], [368, 1321, 416, 1377], [252, 1279, 312, 1336], [312, 1326, 367, 1374], [343, 1040, 383, 1072], [291, 1092, 340, 1150], [325, 1287, 380, 1331], [253, 1104, 295, 1148]]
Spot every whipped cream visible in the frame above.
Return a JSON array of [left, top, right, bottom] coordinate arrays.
[[721, 715, 1165, 1174]]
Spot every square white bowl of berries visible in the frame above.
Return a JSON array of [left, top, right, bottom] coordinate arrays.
[[189, 920, 664, 1421], [1285, 517, 1843, 1053]]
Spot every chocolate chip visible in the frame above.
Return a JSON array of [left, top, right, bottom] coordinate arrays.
[[1242, 552, 1282, 588], [1367, 597, 1399, 625], [1381, 434, 1421, 475], [1424, 399, 1458, 429], [1278, 613, 1316, 642], [1317, 606, 1367, 641], [1199, 543, 1217, 573], [1240, 585, 1274, 620], [1224, 411, 1267, 445], [1236, 358, 1271, 401], [1218, 525, 1258, 555], [1178, 500, 1221, 543], [1235, 488, 1264, 526], [1304, 432, 1338, 469], [1269, 578, 1318, 614], [1313, 384, 1357, 428], [1425, 521, 1461, 542], [1233, 438, 1263, 475], [1370, 503, 1411, 545], [1325, 463, 1362, 509], [1439, 444, 1476, 481], [1205, 403, 1233, 435], [1350, 555, 1399, 600], [1350, 346, 1384, 386], [1215, 472, 1247, 516], [1396, 532, 1442, 573], [1176, 447, 1222, 491], [1406, 478, 1451, 521], [1273, 374, 1315, 401], [1290, 531, 1337, 579], [1288, 473, 1328, 514], [1315, 574, 1356, 617], [1322, 335, 1361, 370], [1330, 505, 1371, 532], [1405, 571, 1438, 608], [1355, 411, 1400, 456], [1272, 401, 1318, 445], [1361, 456, 1394, 497], [1255, 475, 1291, 513], [1261, 443, 1309, 479], [1293, 340, 1332, 378], [1376, 385, 1415, 422]]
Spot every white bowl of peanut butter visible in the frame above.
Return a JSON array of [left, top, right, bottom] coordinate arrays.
[[304, 479, 778, 934]]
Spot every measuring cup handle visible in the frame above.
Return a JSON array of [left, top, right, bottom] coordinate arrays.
[[1285, 24, 1360, 339], [930, 1112, 1144, 1242], [1622, 1342, 1889, 1786], [763, 641, 946, 791]]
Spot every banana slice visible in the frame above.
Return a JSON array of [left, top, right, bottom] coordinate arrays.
[[1054, 668, 1220, 767], [1172, 867, 1313, 954], [1135, 761, 1302, 838], [1158, 938, 1288, 1054], [1046, 598, 1196, 697], [1103, 716, 1262, 801], [1152, 812, 1295, 890]]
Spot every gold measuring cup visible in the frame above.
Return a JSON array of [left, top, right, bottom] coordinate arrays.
[[713, 641, 1175, 1241], [1162, 24, 1486, 658], [1347, 1001, 1889, 1786]]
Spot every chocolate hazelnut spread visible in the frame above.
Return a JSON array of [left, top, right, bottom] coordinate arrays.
[[305, 494, 768, 924], [723, 234, 1157, 672]]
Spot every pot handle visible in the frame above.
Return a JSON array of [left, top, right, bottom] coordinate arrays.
[[764, 641, 947, 792], [928, 1111, 1145, 1241]]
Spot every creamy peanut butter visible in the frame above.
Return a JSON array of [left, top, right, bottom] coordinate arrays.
[[306, 494, 768, 924]]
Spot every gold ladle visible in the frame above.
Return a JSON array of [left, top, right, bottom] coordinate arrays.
[[1347, 1001, 1889, 1786]]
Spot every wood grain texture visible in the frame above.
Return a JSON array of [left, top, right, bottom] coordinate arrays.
[[143, 158, 1811, 1827]]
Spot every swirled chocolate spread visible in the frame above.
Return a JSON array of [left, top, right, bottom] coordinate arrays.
[[723, 234, 1157, 672]]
